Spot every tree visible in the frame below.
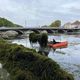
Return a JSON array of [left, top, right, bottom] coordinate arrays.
[[50, 20, 61, 27]]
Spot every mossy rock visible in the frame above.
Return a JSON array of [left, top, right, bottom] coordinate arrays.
[[29, 32, 48, 47], [29, 32, 38, 43], [0, 39, 74, 80]]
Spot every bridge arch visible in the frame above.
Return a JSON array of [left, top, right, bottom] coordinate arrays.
[[67, 30, 73, 33], [15, 30, 23, 35], [57, 30, 65, 33]]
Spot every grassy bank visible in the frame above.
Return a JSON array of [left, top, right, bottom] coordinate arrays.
[[0, 39, 74, 80]]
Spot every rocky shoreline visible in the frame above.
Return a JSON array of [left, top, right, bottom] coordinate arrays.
[[0, 40, 74, 80], [0, 30, 28, 39], [0, 30, 18, 39]]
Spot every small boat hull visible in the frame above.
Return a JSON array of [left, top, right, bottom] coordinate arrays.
[[48, 41, 68, 49]]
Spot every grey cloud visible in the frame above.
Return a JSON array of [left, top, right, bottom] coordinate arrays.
[[0, 0, 80, 26]]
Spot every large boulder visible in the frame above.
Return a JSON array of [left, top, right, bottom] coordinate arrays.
[[1, 30, 18, 39]]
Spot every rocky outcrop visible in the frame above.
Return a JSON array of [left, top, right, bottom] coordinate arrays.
[[0, 30, 18, 39], [0, 40, 74, 80]]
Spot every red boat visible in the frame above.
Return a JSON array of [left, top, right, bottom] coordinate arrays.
[[48, 41, 68, 49]]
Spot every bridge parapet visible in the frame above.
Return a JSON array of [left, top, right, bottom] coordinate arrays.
[[0, 27, 80, 34]]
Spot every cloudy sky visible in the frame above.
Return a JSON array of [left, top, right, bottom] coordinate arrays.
[[0, 0, 80, 27]]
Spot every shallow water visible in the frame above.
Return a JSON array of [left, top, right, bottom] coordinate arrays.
[[12, 34, 80, 80]]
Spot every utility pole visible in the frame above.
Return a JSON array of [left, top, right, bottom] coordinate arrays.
[[25, 19, 27, 28]]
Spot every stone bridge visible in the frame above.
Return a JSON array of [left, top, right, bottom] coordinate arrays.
[[0, 27, 80, 34]]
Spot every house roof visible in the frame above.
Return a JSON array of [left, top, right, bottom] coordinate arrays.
[[71, 21, 80, 25]]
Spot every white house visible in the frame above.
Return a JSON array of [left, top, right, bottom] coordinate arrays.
[[71, 21, 80, 28], [63, 21, 80, 29], [63, 22, 72, 29]]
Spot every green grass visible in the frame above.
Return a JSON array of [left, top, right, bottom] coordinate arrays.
[[0, 39, 74, 80]]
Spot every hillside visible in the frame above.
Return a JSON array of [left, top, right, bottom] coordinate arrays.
[[0, 17, 22, 27]]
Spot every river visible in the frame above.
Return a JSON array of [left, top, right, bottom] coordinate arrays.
[[8, 33, 80, 80]]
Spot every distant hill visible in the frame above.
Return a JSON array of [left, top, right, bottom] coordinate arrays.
[[0, 17, 22, 27]]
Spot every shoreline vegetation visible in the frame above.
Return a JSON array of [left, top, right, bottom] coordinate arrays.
[[0, 39, 74, 80]]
